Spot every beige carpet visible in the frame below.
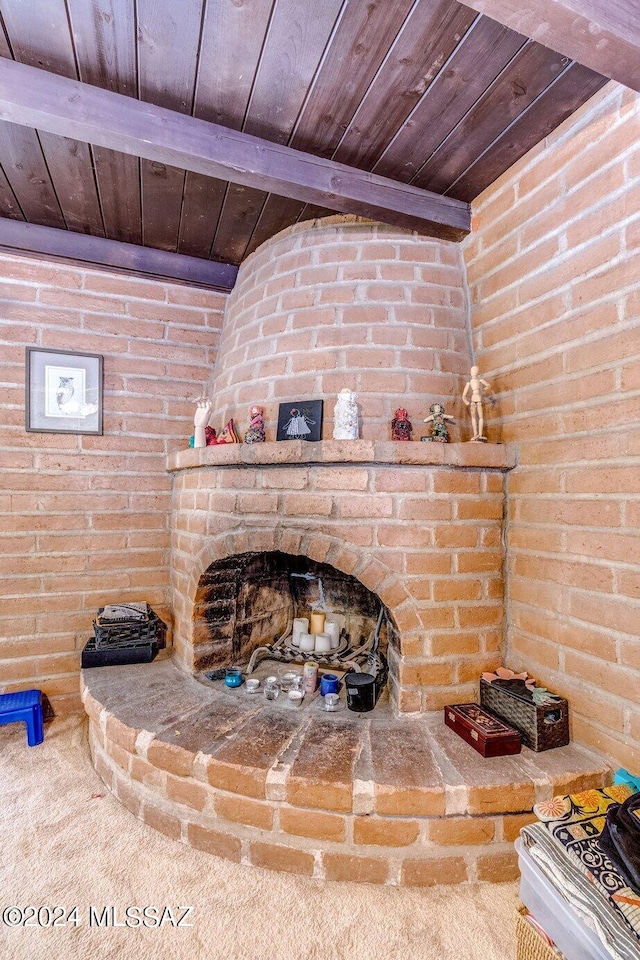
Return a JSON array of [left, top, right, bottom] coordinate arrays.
[[0, 717, 518, 960]]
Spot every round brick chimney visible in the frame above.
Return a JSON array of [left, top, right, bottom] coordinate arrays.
[[209, 216, 472, 440]]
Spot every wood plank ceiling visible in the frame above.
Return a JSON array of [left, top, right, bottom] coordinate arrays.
[[0, 0, 608, 269]]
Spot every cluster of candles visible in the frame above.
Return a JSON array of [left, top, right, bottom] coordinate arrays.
[[291, 612, 340, 654]]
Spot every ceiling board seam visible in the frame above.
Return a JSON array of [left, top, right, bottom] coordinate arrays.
[[31, 129, 67, 231], [63, 0, 106, 240], [240, 0, 279, 133], [176, 0, 211, 257], [0, 158, 26, 222], [190, 0, 209, 118], [286, 0, 350, 147], [442, 60, 577, 197], [371, 13, 485, 175], [242, 193, 271, 261], [88, 144, 111, 240], [327, 0, 427, 161], [406, 38, 536, 190], [0, 12, 14, 60], [208, 181, 231, 261], [61, 0, 81, 82], [134, 0, 145, 245]]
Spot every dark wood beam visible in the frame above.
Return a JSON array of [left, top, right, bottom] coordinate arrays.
[[461, 0, 640, 92], [0, 58, 470, 242], [0, 218, 238, 290]]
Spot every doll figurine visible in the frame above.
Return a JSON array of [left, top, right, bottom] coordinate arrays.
[[333, 388, 358, 440], [391, 408, 412, 441], [422, 402, 454, 443], [244, 405, 266, 443], [462, 366, 492, 441]]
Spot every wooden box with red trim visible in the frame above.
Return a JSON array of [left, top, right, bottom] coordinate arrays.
[[444, 703, 522, 758]]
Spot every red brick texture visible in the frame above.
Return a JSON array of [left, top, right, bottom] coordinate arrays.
[[168, 452, 508, 711], [464, 83, 640, 770], [0, 254, 226, 712], [86, 682, 607, 885], [207, 217, 473, 441]]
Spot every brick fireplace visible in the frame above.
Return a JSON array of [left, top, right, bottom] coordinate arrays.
[[82, 212, 615, 884], [168, 218, 515, 710], [169, 440, 514, 711]]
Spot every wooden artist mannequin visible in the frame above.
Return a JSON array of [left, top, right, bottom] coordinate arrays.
[[462, 366, 492, 441]]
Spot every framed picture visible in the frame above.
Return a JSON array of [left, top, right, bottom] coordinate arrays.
[[276, 400, 323, 442], [25, 347, 103, 435]]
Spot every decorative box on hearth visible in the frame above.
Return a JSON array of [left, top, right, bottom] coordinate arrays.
[[444, 703, 522, 758], [480, 677, 569, 752], [93, 602, 167, 649], [81, 635, 158, 668]]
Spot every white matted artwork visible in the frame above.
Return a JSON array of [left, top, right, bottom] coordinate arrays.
[[26, 347, 103, 435]]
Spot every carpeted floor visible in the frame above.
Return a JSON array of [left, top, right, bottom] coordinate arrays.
[[0, 717, 518, 960]]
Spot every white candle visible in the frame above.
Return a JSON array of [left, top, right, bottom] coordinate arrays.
[[298, 632, 315, 653], [314, 633, 332, 654], [310, 611, 326, 634], [292, 617, 309, 646], [325, 621, 340, 649]]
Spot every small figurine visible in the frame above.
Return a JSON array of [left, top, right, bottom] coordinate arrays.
[[391, 408, 412, 441], [422, 402, 454, 443], [210, 419, 240, 444], [244, 405, 266, 443], [462, 366, 492, 441], [333, 388, 358, 440], [193, 396, 213, 449]]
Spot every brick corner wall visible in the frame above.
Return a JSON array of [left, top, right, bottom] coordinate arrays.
[[0, 254, 226, 714], [463, 82, 640, 769]]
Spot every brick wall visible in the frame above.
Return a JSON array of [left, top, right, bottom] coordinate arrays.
[[210, 217, 472, 441], [464, 83, 640, 769], [0, 253, 226, 714]]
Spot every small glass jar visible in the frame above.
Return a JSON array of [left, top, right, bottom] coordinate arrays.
[[224, 666, 243, 688], [264, 676, 281, 701], [280, 671, 297, 692], [245, 678, 260, 695]]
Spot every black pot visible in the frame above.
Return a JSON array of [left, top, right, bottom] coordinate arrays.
[[345, 672, 377, 713]]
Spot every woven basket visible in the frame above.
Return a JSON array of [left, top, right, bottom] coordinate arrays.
[[94, 606, 167, 649], [480, 678, 569, 751], [516, 905, 563, 960]]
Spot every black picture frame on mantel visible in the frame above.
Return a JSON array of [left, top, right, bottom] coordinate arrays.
[[276, 400, 323, 442], [25, 347, 103, 435]]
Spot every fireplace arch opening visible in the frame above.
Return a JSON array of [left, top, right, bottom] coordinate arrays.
[[193, 550, 394, 686]]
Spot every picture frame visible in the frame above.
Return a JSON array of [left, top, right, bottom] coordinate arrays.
[[276, 400, 323, 442], [25, 347, 103, 435]]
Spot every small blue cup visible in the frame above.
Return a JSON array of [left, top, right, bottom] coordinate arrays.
[[320, 674, 340, 697], [224, 666, 243, 688]]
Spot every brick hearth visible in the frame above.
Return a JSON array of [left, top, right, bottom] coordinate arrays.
[[82, 659, 610, 885]]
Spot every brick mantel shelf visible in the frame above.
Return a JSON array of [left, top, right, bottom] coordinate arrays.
[[167, 440, 517, 472]]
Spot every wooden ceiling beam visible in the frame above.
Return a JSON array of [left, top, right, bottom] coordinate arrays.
[[460, 0, 640, 92], [0, 219, 238, 290], [0, 58, 470, 242]]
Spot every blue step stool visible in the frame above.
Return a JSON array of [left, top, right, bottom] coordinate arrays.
[[0, 690, 44, 746]]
